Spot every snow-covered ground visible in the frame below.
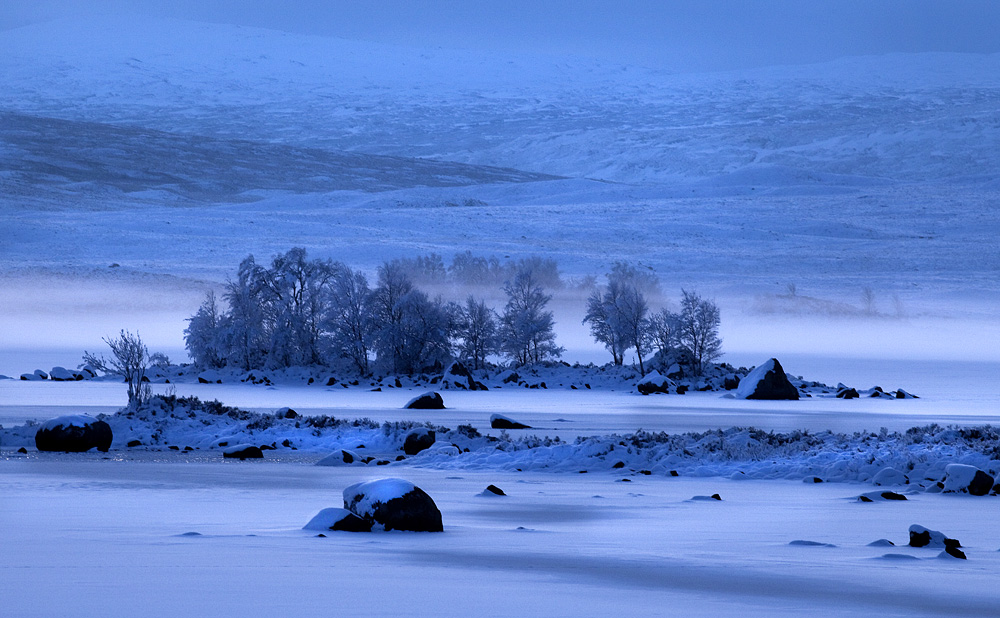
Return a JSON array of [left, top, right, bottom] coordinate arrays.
[[2, 14, 999, 617]]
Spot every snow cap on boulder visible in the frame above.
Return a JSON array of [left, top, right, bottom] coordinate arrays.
[[942, 464, 995, 496], [35, 414, 113, 452], [872, 467, 909, 486], [343, 478, 443, 532], [402, 428, 436, 455], [441, 361, 482, 390], [490, 413, 531, 429], [404, 391, 445, 410], [735, 358, 799, 400], [636, 370, 673, 395]]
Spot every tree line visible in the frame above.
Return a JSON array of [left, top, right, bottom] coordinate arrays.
[[184, 248, 721, 377]]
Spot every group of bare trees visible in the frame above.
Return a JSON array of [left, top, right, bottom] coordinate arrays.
[[583, 263, 722, 376], [182, 248, 563, 376]]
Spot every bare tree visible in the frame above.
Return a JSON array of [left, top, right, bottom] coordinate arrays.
[[677, 290, 722, 376], [499, 269, 563, 366], [82, 330, 150, 407], [454, 295, 499, 370]]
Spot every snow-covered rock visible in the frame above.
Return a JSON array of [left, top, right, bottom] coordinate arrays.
[[35, 414, 113, 452], [343, 478, 443, 532], [490, 413, 531, 430], [403, 428, 436, 455], [942, 464, 995, 496], [735, 358, 799, 400], [636, 370, 673, 395], [858, 491, 907, 502], [302, 507, 372, 532], [440, 361, 485, 391], [404, 391, 445, 410], [480, 484, 506, 497], [198, 370, 224, 384], [20, 369, 48, 381], [315, 449, 361, 466], [908, 525, 961, 550], [871, 467, 909, 486], [222, 444, 263, 459], [48, 366, 79, 381]]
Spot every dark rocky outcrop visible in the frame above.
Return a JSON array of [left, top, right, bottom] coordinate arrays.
[[35, 415, 113, 453], [490, 414, 531, 430], [735, 359, 799, 400], [404, 391, 445, 410], [343, 478, 443, 532], [636, 370, 673, 395], [402, 428, 436, 455], [222, 444, 263, 460]]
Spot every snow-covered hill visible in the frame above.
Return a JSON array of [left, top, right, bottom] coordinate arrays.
[[2, 16, 999, 185]]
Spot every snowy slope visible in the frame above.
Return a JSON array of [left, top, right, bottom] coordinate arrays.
[[2, 16, 999, 185]]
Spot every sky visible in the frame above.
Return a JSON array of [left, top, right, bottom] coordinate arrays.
[[2, 0, 998, 71]]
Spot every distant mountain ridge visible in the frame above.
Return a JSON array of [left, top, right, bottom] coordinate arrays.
[[2, 16, 998, 187]]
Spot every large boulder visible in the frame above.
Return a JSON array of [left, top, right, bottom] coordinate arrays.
[[404, 391, 445, 410], [942, 464, 995, 496], [440, 361, 484, 390], [343, 478, 443, 532], [35, 415, 113, 452], [490, 413, 531, 430], [402, 428, 436, 455], [908, 524, 961, 550], [636, 370, 673, 395], [48, 367, 80, 381], [735, 358, 799, 400], [222, 444, 263, 460]]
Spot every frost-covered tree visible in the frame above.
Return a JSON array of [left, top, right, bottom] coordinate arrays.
[[499, 269, 563, 366], [677, 289, 722, 376], [583, 264, 652, 373], [370, 261, 453, 374], [454, 295, 499, 370], [583, 282, 627, 366], [221, 255, 268, 371], [82, 330, 150, 407], [184, 291, 226, 369], [324, 266, 374, 375], [648, 307, 681, 361]]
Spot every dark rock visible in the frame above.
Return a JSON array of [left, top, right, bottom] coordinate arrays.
[[281, 439, 292, 448], [669, 470, 679, 477], [35, 415, 113, 453], [484, 484, 506, 496], [402, 428, 436, 455], [612, 461, 625, 469], [675, 384, 689, 395], [490, 414, 531, 430], [441, 361, 480, 390], [804, 476, 824, 483], [944, 546, 968, 560], [636, 370, 673, 395], [127, 439, 142, 448], [17, 447, 27, 454], [942, 464, 995, 496], [343, 478, 443, 532], [276, 407, 297, 419], [396, 455, 406, 461], [881, 492, 907, 501], [711, 493, 722, 501], [909, 524, 960, 549], [168, 445, 180, 451], [722, 374, 741, 390], [404, 391, 445, 410], [639, 470, 652, 475], [326, 376, 338, 386], [736, 358, 799, 400], [836, 388, 859, 399], [376, 460, 390, 466], [895, 389, 918, 399], [223, 445, 263, 460]]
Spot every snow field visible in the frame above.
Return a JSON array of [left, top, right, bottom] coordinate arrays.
[[2, 462, 998, 618]]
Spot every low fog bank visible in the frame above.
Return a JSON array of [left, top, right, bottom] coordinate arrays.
[[2, 272, 997, 391]]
